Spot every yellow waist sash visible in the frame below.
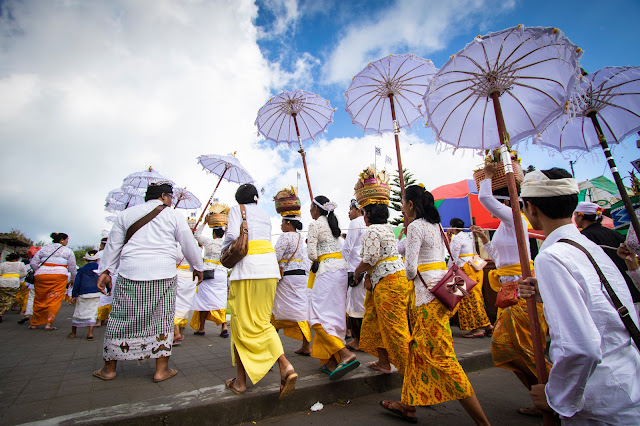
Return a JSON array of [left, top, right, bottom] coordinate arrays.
[[279, 259, 302, 263], [417, 262, 447, 272], [459, 253, 474, 258], [308, 252, 343, 289], [205, 260, 222, 265], [1, 273, 20, 278], [247, 240, 275, 255], [374, 256, 399, 267], [177, 265, 190, 270], [488, 261, 535, 293]]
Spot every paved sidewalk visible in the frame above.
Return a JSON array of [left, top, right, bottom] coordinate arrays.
[[0, 303, 492, 425]]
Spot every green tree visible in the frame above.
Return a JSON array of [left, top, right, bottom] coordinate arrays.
[[74, 245, 95, 267], [389, 168, 417, 226]]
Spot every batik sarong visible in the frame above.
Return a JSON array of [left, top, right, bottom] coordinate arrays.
[[30, 274, 67, 326]]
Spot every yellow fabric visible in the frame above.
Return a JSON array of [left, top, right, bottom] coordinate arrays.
[[247, 240, 275, 255], [2, 273, 20, 278], [16, 283, 29, 311], [271, 316, 312, 342], [311, 323, 344, 362], [459, 254, 474, 258], [97, 304, 111, 321], [488, 261, 535, 293], [30, 274, 67, 326], [174, 317, 188, 327], [457, 263, 491, 331], [229, 278, 284, 384], [402, 299, 474, 406], [176, 265, 190, 270], [360, 270, 412, 375], [418, 262, 447, 272], [205, 260, 222, 265], [0, 287, 18, 313], [279, 259, 302, 263], [190, 309, 227, 329], [307, 252, 343, 289]]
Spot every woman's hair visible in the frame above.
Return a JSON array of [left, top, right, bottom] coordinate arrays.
[[51, 232, 68, 243], [7, 253, 20, 261], [450, 218, 465, 230], [212, 227, 225, 238], [363, 204, 389, 225], [580, 213, 603, 223], [314, 195, 341, 238], [283, 216, 303, 231], [403, 185, 440, 224], [235, 184, 258, 204]]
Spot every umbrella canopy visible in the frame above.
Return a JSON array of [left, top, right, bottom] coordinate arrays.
[[578, 175, 625, 208], [431, 179, 500, 229], [255, 89, 335, 145], [122, 166, 175, 189], [172, 187, 202, 210], [426, 25, 583, 150], [197, 153, 254, 185], [345, 54, 437, 134], [104, 199, 126, 213], [105, 187, 145, 206], [105, 215, 117, 223]]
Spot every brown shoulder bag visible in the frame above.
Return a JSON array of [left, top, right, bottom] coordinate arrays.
[[220, 204, 248, 268]]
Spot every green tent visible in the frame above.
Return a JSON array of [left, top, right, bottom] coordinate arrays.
[[578, 176, 628, 209]]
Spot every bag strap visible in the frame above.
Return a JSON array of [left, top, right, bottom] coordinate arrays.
[[558, 238, 640, 351], [35, 245, 63, 272], [439, 224, 453, 258], [285, 234, 301, 266], [125, 204, 168, 244], [239, 204, 248, 234]]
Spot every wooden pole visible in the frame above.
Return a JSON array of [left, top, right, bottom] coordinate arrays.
[[388, 94, 406, 197], [589, 113, 640, 243], [292, 113, 314, 201], [192, 167, 227, 231], [490, 91, 553, 426]]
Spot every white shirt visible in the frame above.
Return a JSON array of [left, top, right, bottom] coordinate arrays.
[[30, 243, 77, 280], [405, 219, 447, 307], [194, 223, 226, 272], [478, 179, 530, 282], [342, 216, 366, 272], [536, 224, 640, 423], [360, 224, 404, 286], [275, 231, 309, 273], [307, 215, 347, 275], [221, 203, 279, 281], [448, 232, 474, 268], [98, 200, 204, 280], [0, 261, 27, 288]]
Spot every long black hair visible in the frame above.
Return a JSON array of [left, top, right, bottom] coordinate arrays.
[[314, 195, 341, 238], [283, 216, 303, 231], [235, 184, 258, 204], [212, 227, 225, 238], [363, 204, 389, 224], [404, 185, 440, 224], [50, 232, 68, 243]]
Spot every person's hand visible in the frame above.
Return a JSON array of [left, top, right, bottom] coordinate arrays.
[[363, 275, 372, 291], [398, 227, 406, 240], [70, 297, 76, 303], [470, 225, 489, 245], [97, 272, 112, 295], [518, 277, 542, 303], [193, 270, 203, 284], [483, 162, 498, 180], [530, 384, 553, 413], [67, 280, 74, 288], [617, 243, 639, 271]]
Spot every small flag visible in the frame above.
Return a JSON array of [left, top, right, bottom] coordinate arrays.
[[297, 171, 301, 179], [385, 155, 392, 165], [260, 187, 265, 195], [375, 146, 381, 156], [212, 198, 219, 203]]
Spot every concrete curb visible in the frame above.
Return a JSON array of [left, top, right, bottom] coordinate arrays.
[[24, 349, 493, 426]]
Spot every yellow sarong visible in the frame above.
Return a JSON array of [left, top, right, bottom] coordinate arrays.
[[307, 252, 343, 289], [311, 323, 344, 362], [190, 309, 227, 329], [271, 316, 312, 342], [229, 278, 283, 384], [15, 283, 29, 310], [457, 263, 491, 331], [97, 304, 111, 321]]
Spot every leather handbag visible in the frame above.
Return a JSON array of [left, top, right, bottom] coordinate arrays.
[[420, 225, 477, 311], [220, 204, 248, 268], [279, 234, 301, 279], [495, 281, 519, 308]]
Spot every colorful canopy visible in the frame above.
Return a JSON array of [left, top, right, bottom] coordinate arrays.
[[431, 179, 499, 229]]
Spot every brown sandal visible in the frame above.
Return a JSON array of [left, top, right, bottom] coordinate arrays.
[[279, 372, 298, 399], [225, 378, 246, 395], [380, 400, 417, 423]]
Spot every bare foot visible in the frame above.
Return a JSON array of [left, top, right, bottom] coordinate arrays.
[[225, 377, 246, 394], [93, 368, 116, 380], [67, 332, 76, 339], [153, 368, 178, 383]]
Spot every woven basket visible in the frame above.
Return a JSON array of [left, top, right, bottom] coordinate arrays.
[[207, 213, 229, 228], [473, 161, 524, 192], [355, 184, 390, 208], [275, 196, 301, 216]]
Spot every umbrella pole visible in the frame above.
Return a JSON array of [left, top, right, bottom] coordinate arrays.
[[491, 92, 553, 425], [174, 199, 180, 209], [588, 113, 640, 243], [192, 168, 227, 231], [292, 114, 314, 201], [388, 94, 406, 196]]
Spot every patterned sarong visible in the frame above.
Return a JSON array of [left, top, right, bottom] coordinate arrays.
[[103, 275, 177, 361], [0, 287, 18, 313], [30, 274, 67, 326], [457, 263, 491, 331]]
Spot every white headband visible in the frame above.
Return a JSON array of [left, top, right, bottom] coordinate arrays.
[[313, 199, 337, 212], [575, 202, 603, 216], [520, 171, 579, 198]]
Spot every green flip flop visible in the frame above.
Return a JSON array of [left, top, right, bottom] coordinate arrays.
[[329, 359, 360, 381], [318, 365, 331, 375]]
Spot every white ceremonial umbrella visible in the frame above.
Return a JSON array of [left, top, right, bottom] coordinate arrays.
[[255, 89, 335, 200], [345, 54, 438, 194], [534, 66, 640, 242], [424, 27, 583, 424], [105, 215, 117, 223], [193, 153, 254, 230], [122, 166, 175, 189], [172, 187, 202, 210], [105, 186, 146, 209]]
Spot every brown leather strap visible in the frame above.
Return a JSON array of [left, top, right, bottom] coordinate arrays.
[[558, 238, 640, 351], [285, 234, 301, 266], [124, 204, 167, 244]]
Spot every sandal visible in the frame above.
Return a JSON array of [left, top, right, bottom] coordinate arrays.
[[294, 349, 311, 356], [193, 331, 205, 336], [329, 359, 360, 381], [220, 330, 229, 338], [380, 400, 417, 423], [86, 336, 95, 341], [279, 371, 298, 399], [318, 365, 331, 375], [44, 327, 58, 331], [153, 368, 178, 383], [93, 369, 116, 381], [367, 361, 393, 374], [345, 344, 361, 352], [462, 331, 485, 338], [225, 378, 246, 395], [17, 317, 29, 324], [484, 325, 494, 336], [67, 333, 76, 339]]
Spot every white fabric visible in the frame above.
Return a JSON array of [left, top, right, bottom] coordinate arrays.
[[309, 268, 348, 342], [313, 198, 337, 212], [307, 215, 347, 275], [535, 224, 640, 423], [342, 216, 366, 272], [448, 232, 474, 268], [275, 231, 308, 273], [520, 171, 579, 198], [404, 219, 447, 307], [625, 208, 640, 256], [192, 271, 227, 312], [175, 267, 197, 321], [31, 243, 77, 281], [575, 201, 601, 215], [71, 294, 100, 327], [25, 288, 34, 316], [221, 203, 280, 280], [360, 224, 404, 287], [98, 200, 204, 280], [273, 274, 310, 323], [478, 179, 531, 283], [0, 261, 27, 288]]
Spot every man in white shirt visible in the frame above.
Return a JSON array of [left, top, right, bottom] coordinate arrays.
[[342, 199, 366, 350], [519, 168, 640, 424], [94, 182, 204, 383]]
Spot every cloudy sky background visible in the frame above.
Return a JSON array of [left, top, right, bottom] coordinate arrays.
[[1, 0, 639, 247]]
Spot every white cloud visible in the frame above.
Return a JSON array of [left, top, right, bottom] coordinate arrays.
[[257, 0, 300, 39], [323, 0, 517, 84]]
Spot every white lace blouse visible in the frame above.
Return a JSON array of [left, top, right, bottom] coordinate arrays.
[[405, 219, 447, 307], [307, 215, 347, 275], [448, 232, 474, 268], [361, 224, 404, 286], [275, 231, 309, 273], [195, 223, 225, 271], [30, 243, 77, 280]]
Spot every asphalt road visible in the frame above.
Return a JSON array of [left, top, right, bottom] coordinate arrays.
[[238, 367, 544, 426]]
